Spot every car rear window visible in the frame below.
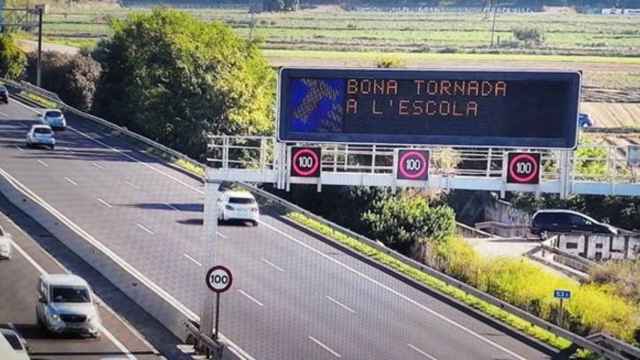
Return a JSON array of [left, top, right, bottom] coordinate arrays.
[[229, 197, 255, 205], [51, 286, 90, 303], [45, 111, 62, 117], [2, 332, 23, 350], [34, 128, 52, 134]]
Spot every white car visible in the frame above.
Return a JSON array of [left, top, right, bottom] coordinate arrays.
[[217, 191, 260, 226], [0, 328, 30, 360], [36, 274, 101, 338], [0, 225, 11, 259], [26, 125, 55, 150], [40, 109, 66, 130]]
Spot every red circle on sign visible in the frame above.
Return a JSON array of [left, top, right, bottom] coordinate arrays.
[[509, 153, 539, 183], [399, 151, 428, 179], [206, 265, 233, 293], [292, 148, 320, 177]]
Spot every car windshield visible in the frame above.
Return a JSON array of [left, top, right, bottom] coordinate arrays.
[[34, 128, 52, 134], [51, 286, 90, 303], [228, 197, 255, 205], [45, 111, 62, 117], [2, 332, 23, 350]]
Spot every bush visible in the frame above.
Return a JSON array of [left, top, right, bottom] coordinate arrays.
[[26, 51, 101, 111], [590, 260, 640, 304], [375, 56, 404, 68], [512, 27, 544, 46], [0, 34, 26, 80]]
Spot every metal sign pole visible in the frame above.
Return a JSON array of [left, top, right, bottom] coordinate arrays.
[[214, 292, 221, 341], [202, 177, 220, 339], [559, 298, 564, 328]]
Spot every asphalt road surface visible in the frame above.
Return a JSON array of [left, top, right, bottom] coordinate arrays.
[[0, 188, 162, 359], [0, 99, 559, 360]]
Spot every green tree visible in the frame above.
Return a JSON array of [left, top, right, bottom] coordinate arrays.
[[93, 9, 275, 158], [362, 190, 455, 254], [0, 34, 26, 80]]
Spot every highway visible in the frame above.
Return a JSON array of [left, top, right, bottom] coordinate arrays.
[[0, 189, 162, 359], [0, 99, 558, 360]]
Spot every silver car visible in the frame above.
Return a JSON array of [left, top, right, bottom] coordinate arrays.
[[0, 225, 11, 259], [36, 274, 101, 337], [26, 124, 55, 150], [41, 109, 66, 130]]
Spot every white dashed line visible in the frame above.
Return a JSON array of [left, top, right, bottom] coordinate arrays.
[[261, 258, 284, 272], [0, 111, 8, 117], [326, 296, 356, 314], [125, 181, 139, 189], [15, 145, 24, 152], [136, 223, 154, 235], [97, 198, 113, 208], [408, 344, 439, 360], [216, 231, 227, 239], [238, 289, 263, 307], [92, 162, 105, 169], [183, 253, 202, 267], [308, 336, 341, 358], [37, 160, 48, 167], [65, 177, 78, 186]]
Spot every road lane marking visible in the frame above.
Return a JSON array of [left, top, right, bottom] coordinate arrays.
[[184, 253, 202, 267], [408, 344, 438, 360], [65, 177, 78, 186], [97, 198, 113, 208], [92, 162, 105, 169], [136, 223, 154, 235], [308, 336, 341, 358], [0, 110, 8, 117], [6, 237, 138, 359], [259, 221, 527, 360], [125, 181, 139, 189], [37, 160, 48, 167], [326, 296, 356, 314], [15, 145, 24, 152], [216, 231, 227, 239], [238, 289, 263, 307], [164, 203, 180, 211], [261, 258, 284, 272]]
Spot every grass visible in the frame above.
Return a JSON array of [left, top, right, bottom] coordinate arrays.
[[20, 92, 59, 108], [285, 211, 574, 351]]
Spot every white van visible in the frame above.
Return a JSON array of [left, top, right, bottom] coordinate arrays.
[[0, 328, 30, 360]]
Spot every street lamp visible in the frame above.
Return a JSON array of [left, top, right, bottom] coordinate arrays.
[[28, 4, 45, 87]]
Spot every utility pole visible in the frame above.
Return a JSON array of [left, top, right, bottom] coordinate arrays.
[[490, 1, 498, 48], [35, 4, 44, 87]]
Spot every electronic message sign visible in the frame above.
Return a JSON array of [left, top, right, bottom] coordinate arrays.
[[278, 68, 580, 149]]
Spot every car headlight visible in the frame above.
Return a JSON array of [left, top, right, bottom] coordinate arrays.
[[48, 312, 61, 322]]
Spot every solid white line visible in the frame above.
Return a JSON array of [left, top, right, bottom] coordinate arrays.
[[259, 221, 527, 360], [97, 198, 113, 208], [7, 238, 137, 360], [65, 177, 78, 186], [238, 289, 263, 307], [92, 162, 105, 169], [37, 160, 48, 168], [183, 253, 202, 267], [261, 258, 284, 272], [15, 145, 24, 152], [10, 98, 42, 114], [408, 344, 439, 360], [326, 296, 356, 314], [308, 336, 341, 358], [136, 223, 154, 235]]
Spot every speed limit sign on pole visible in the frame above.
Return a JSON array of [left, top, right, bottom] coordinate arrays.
[[506, 152, 541, 185], [290, 147, 321, 178], [206, 265, 233, 293], [397, 149, 430, 181]]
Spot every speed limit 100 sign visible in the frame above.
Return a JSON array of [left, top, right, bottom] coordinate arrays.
[[506, 152, 541, 185], [290, 147, 321, 178], [397, 149, 430, 181], [206, 266, 233, 293]]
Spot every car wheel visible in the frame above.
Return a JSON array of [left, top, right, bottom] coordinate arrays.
[[50, 144, 55, 150], [251, 220, 258, 227]]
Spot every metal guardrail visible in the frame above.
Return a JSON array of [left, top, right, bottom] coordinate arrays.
[[588, 333, 640, 360], [10, 79, 639, 359]]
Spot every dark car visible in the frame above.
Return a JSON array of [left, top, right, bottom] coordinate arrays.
[[530, 209, 617, 235], [0, 85, 9, 104], [578, 113, 593, 128]]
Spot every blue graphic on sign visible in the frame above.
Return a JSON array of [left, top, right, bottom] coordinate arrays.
[[287, 78, 346, 134]]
